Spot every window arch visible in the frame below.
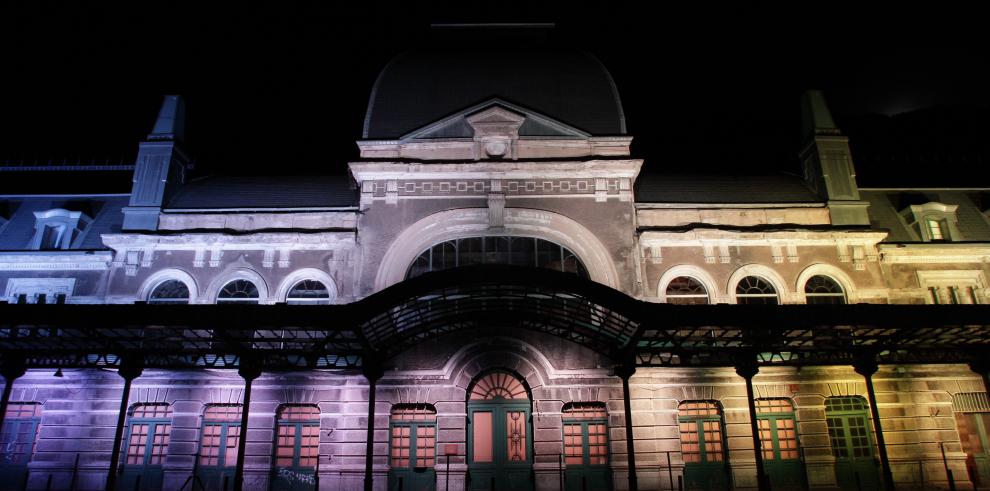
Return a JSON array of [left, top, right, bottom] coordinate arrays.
[[469, 371, 529, 400], [217, 280, 259, 304], [285, 280, 331, 305], [735, 276, 779, 305], [664, 276, 710, 305], [148, 280, 190, 304], [805, 275, 846, 305], [406, 236, 588, 279]]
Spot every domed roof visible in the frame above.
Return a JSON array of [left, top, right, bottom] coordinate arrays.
[[363, 47, 626, 139]]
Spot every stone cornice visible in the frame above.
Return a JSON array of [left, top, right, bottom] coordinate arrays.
[[640, 229, 888, 246], [101, 232, 355, 251], [878, 243, 990, 264], [0, 251, 113, 271], [347, 160, 643, 182]]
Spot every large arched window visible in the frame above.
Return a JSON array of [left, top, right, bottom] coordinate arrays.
[[406, 237, 588, 279], [285, 280, 331, 305], [735, 276, 779, 305], [664, 277, 710, 305], [148, 280, 190, 304], [217, 280, 259, 304], [805, 275, 846, 305]]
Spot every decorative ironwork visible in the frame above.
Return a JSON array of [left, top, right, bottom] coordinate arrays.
[[3, 265, 990, 370], [470, 371, 527, 400]]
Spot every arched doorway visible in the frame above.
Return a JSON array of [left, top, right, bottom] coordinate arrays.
[[467, 370, 533, 491]]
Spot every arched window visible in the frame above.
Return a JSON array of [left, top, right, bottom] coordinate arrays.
[[390, 404, 437, 488], [274, 405, 320, 486], [217, 280, 259, 304], [196, 404, 242, 487], [805, 275, 846, 305], [121, 403, 173, 490], [469, 371, 528, 400], [735, 276, 778, 305], [664, 277, 710, 305], [148, 280, 190, 304], [407, 237, 588, 279], [286, 280, 331, 305]]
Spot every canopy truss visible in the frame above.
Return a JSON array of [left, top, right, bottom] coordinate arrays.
[[2, 266, 990, 370]]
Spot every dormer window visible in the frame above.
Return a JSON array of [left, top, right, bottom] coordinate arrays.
[[899, 201, 960, 242], [29, 209, 92, 250], [927, 219, 947, 241]]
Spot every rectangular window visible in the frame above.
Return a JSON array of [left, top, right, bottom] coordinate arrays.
[[756, 398, 800, 461], [506, 410, 527, 461], [928, 219, 945, 240]]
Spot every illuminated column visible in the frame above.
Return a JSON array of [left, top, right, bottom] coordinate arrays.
[[106, 356, 144, 491], [0, 356, 26, 432], [234, 359, 261, 491], [363, 361, 383, 491], [615, 363, 638, 491], [735, 359, 770, 491], [854, 355, 896, 491]]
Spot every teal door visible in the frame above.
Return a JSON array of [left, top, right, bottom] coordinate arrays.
[[678, 401, 729, 491], [755, 399, 805, 490], [0, 405, 40, 491], [563, 420, 611, 491], [825, 397, 879, 490], [468, 402, 532, 491], [271, 405, 320, 491], [119, 420, 171, 490], [467, 371, 533, 491], [956, 411, 990, 487], [196, 422, 240, 491], [389, 421, 437, 491]]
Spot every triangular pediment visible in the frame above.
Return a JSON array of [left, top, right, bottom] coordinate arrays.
[[400, 98, 591, 141]]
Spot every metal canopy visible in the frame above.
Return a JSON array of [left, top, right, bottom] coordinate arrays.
[[2, 266, 990, 370]]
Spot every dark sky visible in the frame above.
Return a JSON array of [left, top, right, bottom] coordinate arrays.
[[1, 3, 988, 189]]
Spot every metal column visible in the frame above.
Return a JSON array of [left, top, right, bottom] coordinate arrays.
[[855, 356, 895, 491], [616, 364, 638, 491], [106, 357, 143, 491], [736, 361, 770, 491], [234, 360, 261, 491]]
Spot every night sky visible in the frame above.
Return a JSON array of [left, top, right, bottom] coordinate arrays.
[[1, 3, 988, 190]]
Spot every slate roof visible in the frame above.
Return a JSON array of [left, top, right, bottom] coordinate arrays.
[[635, 174, 822, 204], [860, 189, 990, 242], [363, 48, 625, 139], [166, 175, 357, 209], [0, 195, 127, 250]]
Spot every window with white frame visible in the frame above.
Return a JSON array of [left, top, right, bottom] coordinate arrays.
[[28, 209, 92, 250], [285, 280, 331, 305], [900, 202, 960, 242], [216, 280, 259, 304], [664, 276, 710, 305], [735, 276, 779, 305], [805, 275, 846, 305], [147, 280, 191, 304]]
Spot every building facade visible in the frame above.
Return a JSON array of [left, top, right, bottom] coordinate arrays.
[[2, 44, 990, 491]]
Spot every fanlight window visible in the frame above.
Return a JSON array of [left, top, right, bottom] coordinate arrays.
[[664, 276, 709, 305], [805, 275, 846, 305], [217, 280, 259, 304], [735, 276, 778, 305], [469, 371, 528, 400], [407, 236, 588, 279], [286, 280, 331, 305], [148, 280, 190, 304]]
